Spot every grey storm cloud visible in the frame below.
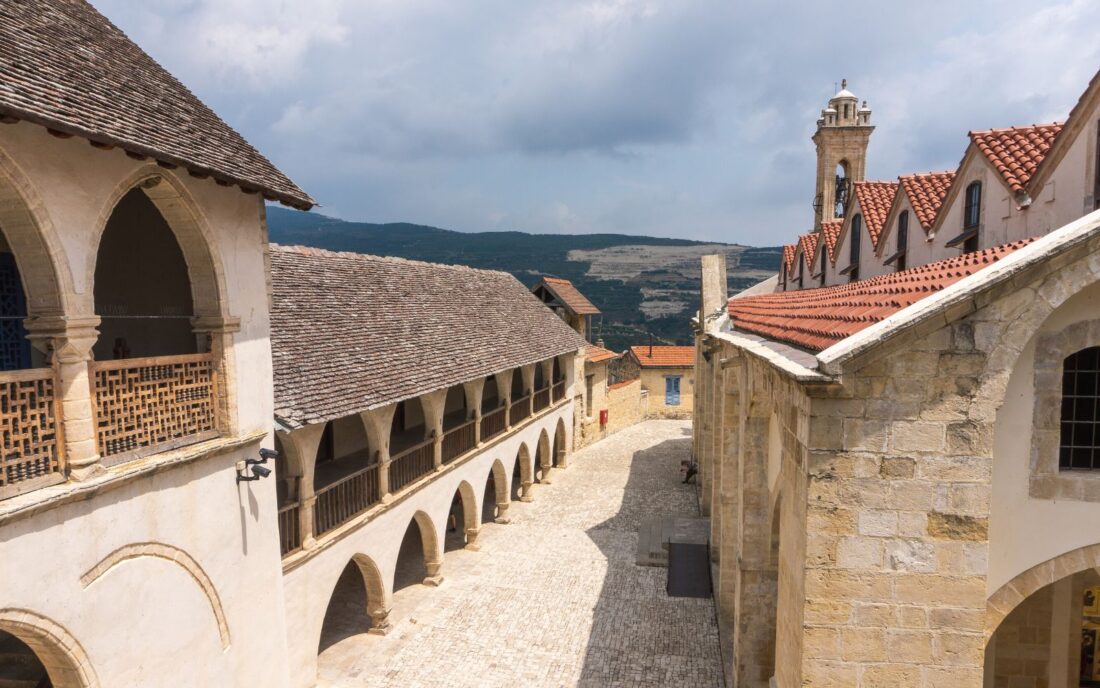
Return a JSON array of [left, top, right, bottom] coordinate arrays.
[[91, 0, 1100, 244]]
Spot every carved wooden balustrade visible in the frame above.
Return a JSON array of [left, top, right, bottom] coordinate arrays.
[[278, 501, 302, 556], [0, 367, 65, 499], [91, 353, 219, 464], [552, 380, 565, 403], [442, 419, 476, 464], [510, 394, 531, 424], [480, 406, 506, 442], [389, 437, 434, 492], [313, 462, 380, 537]]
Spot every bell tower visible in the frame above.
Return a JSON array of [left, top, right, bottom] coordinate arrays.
[[812, 79, 874, 228]]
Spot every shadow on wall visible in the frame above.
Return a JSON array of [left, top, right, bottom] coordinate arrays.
[[578, 435, 723, 686]]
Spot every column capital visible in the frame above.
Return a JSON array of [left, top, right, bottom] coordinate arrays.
[[24, 315, 100, 363], [190, 314, 241, 335]]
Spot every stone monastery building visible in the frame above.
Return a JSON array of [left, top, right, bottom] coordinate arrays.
[[695, 72, 1100, 685], [0, 3, 588, 687]]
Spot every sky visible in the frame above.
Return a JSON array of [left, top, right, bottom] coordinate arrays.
[[91, 0, 1100, 246]]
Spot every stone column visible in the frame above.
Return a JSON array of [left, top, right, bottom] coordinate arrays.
[[464, 526, 481, 551], [285, 423, 325, 550], [191, 314, 241, 434], [421, 389, 447, 470], [464, 379, 485, 445], [27, 316, 102, 480], [361, 405, 396, 501], [521, 364, 535, 417], [494, 500, 511, 524], [495, 370, 513, 427]]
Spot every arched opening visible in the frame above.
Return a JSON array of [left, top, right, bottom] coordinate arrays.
[[534, 429, 550, 483], [313, 415, 379, 536], [389, 398, 428, 455], [834, 160, 850, 218], [0, 631, 50, 686], [482, 376, 501, 413], [445, 481, 478, 552], [0, 610, 96, 688], [510, 369, 530, 423], [510, 370, 525, 400], [317, 555, 388, 654], [93, 188, 197, 360], [511, 444, 531, 501], [483, 460, 508, 523], [534, 363, 546, 392], [552, 357, 563, 384], [393, 512, 440, 593], [0, 227, 37, 370], [986, 567, 1100, 686], [553, 418, 567, 467], [441, 385, 474, 464]]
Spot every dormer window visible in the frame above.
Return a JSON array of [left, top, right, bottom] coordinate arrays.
[[839, 215, 861, 282], [884, 210, 908, 271], [798, 254, 805, 288], [819, 246, 826, 286], [947, 181, 982, 252]]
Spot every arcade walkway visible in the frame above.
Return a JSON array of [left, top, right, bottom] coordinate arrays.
[[316, 419, 723, 687]]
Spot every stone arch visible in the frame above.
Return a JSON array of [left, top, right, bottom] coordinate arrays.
[[986, 542, 1100, 636], [535, 428, 551, 481], [88, 166, 228, 322], [318, 553, 391, 651], [484, 458, 509, 523], [0, 608, 98, 688], [394, 510, 443, 589], [0, 143, 73, 317], [553, 417, 567, 467], [446, 480, 480, 551], [80, 541, 230, 649], [513, 443, 533, 501]]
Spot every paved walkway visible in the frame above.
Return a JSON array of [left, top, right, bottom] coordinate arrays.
[[317, 419, 723, 688]]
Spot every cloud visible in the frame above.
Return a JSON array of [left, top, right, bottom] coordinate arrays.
[[91, 0, 1100, 245]]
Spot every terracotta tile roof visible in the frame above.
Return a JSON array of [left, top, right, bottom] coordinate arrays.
[[270, 245, 587, 428], [608, 379, 637, 391], [798, 233, 819, 266], [821, 220, 842, 264], [727, 239, 1034, 352], [629, 345, 695, 368], [585, 345, 621, 364], [533, 277, 601, 315], [852, 181, 899, 248], [969, 123, 1063, 194], [781, 244, 797, 274], [0, 1, 313, 209], [898, 172, 955, 231]]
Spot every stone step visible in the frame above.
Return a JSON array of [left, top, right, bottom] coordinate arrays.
[[635, 517, 673, 567]]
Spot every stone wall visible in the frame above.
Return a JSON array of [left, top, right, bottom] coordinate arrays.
[[575, 359, 610, 450], [606, 380, 647, 434], [986, 584, 1053, 688], [640, 367, 694, 419]]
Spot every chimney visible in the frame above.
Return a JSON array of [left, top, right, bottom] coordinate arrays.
[[596, 338, 606, 348], [649, 333, 654, 357], [700, 254, 728, 334]]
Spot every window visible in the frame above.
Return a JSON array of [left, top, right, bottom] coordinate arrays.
[[819, 245, 826, 286], [798, 254, 804, 288], [1061, 347, 1100, 470], [585, 374, 594, 416], [840, 215, 861, 281], [885, 211, 909, 271], [665, 376, 681, 406], [945, 181, 982, 252]]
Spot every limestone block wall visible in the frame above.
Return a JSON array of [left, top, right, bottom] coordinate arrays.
[[575, 360, 610, 449], [605, 380, 647, 434], [986, 584, 1053, 687]]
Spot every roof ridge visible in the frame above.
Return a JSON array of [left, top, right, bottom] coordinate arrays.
[[269, 243, 506, 276], [968, 121, 1063, 137]]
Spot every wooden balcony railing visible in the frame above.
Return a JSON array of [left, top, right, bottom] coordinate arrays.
[[442, 419, 476, 464], [0, 368, 65, 499], [389, 438, 434, 493], [313, 462, 381, 537], [510, 395, 531, 424], [91, 353, 219, 464], [480, 406, 506, 442], [552, 380, 565, 403], [278, 502, 302, 556], [533, 387, 551, 412]]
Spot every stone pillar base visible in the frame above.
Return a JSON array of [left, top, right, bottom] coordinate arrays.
[[367, 610, 392, 636], [422, 575, 444, 587], [69, 461, 106, 481], [464, 528, 480, 551]]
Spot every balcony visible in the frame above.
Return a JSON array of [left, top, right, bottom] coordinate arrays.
[[442, 418, 476, 464], [389, 438, 434, 493], [91, 353, 220, 465], [510, 394, 531, 424], [552, 380, 565, 403], [480, 406, 506, 442], [533, 386, 551, 413], [0, 368, 65, 499], [314, 461, 381, 538]]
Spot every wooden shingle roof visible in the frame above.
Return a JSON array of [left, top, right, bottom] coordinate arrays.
[[533, 277, 601, 316], [0, 0, 313, 209], [270, 245, 587, 428]]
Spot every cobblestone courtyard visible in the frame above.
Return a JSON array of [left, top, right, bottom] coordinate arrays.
[[316, 419, 723, 687]]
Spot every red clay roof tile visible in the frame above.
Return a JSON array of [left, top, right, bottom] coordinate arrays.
[[782, 244, 797, 274], [853, 181, 899, 248], [969, 123, 1063, 193], [821, 220, 842, 263], [728, 239, 1034, 352], [629, 345, 695, 367], [585, 345, 621, 364], [898, 172, 955, 231], [798, 233, 819, 266]]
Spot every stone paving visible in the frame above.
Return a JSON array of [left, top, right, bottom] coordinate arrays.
[[316, 419, 723, 688]]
